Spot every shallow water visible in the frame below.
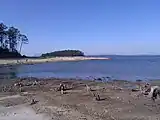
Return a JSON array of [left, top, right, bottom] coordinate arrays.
[[1, 56, 160, 81]]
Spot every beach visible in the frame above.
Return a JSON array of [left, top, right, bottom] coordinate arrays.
[[0, 0, 159, 119], [0, 78, 160, 120], [1, 56, 160, 120], [0, 57, 110, 65]]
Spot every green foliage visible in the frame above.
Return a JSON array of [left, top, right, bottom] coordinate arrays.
[[7, 27, 20, 52], [19, 34, 28, 53], [0, 47, 21, 58], [41, 50, 85, 57], [0, 22, 28, 58], [0, 23, 7, 49]]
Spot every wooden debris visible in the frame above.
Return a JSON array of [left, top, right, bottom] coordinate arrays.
[[14, 82, 23, 87], [131, 88, 140, 92], [56, 83, 67, 94], [95, 94, 101, 101], [56, 83, 65, 91], [30, 99, 38, 105], [86, 84, 91, 92], [92, 92, 102, 101], [60, 83, 65, 91], [61, 89, 64, 94], [32, 80, 38, 86]]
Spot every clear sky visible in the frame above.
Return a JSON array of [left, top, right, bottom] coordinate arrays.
[[0, 0, 160, 55]]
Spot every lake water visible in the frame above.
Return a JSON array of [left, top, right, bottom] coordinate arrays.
[[1, 56, 160, 82]]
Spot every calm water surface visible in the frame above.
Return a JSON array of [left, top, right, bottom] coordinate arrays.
[[1, 56, 160, 81]]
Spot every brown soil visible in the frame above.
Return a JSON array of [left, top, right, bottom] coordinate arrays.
[[0, 78, 160, 120]]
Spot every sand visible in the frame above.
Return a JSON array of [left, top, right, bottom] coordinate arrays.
[[0, 78, 160, 120], [0, 105, 49, 120], [0, 95, 51, 120], [0, 57, 110, 65]]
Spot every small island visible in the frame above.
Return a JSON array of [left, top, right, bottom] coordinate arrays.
[[41, 50, 85, 58]]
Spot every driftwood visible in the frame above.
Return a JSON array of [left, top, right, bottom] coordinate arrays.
[[32, 80, 39, 86], [95, 94, 101, 101], [14, 82, 24, 87], [92, 92, 102, 101], [14, 80, 40, 88], [30, 99, 38, 105], [61, 89, 64, 94], [85, 84, 95, 92], [86, 84, 91, 92], [57, 84, 65, 91], [56, 83, 66, 94], [131, 88, 140, 92]]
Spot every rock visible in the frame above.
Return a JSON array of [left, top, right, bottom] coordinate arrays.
[[132, 88, 140, 92], [97, 78, 102, 81], [136, 79, 142, 82], [143, 92, 149, 95]]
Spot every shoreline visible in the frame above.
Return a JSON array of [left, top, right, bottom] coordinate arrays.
[[0, 56, 110, 66]]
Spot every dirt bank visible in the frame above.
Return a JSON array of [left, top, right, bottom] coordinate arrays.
[[0, 78, 160, 120]]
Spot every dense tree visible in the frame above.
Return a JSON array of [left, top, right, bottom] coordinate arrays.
[[0, 23, 7, 49], [0, 23, 29, 58], [7, 27, 20, 52], [41, 50, 85, 57], [19, 34, 29, 53]]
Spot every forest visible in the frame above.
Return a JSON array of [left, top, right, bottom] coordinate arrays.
[[41, 50, 85, 57], [0, 23, 28, 58]]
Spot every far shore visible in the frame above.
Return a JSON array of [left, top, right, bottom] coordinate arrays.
[[0, 56, 110, 65]]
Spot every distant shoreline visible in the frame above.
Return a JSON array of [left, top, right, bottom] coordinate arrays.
[[0, 56, 110, 65]]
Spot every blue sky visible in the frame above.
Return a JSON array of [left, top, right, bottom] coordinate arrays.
[[0, 0, 160, 55]]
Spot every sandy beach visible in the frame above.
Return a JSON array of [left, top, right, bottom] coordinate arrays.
[[0, 57, 110, 65], [0, 78, 160, 120]]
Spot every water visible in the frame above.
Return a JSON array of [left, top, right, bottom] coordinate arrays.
[[1, 56, 160, 81]]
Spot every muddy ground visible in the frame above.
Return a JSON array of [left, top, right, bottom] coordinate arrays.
[[0, 78, 160, 120]]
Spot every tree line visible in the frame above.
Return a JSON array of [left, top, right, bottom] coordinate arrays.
[[41, 50, 85, 57], [0, 23, 28, 58]]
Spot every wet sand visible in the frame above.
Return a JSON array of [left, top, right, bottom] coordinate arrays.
[[0, 57, 110, 65], [0, 78, 160, 120]]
